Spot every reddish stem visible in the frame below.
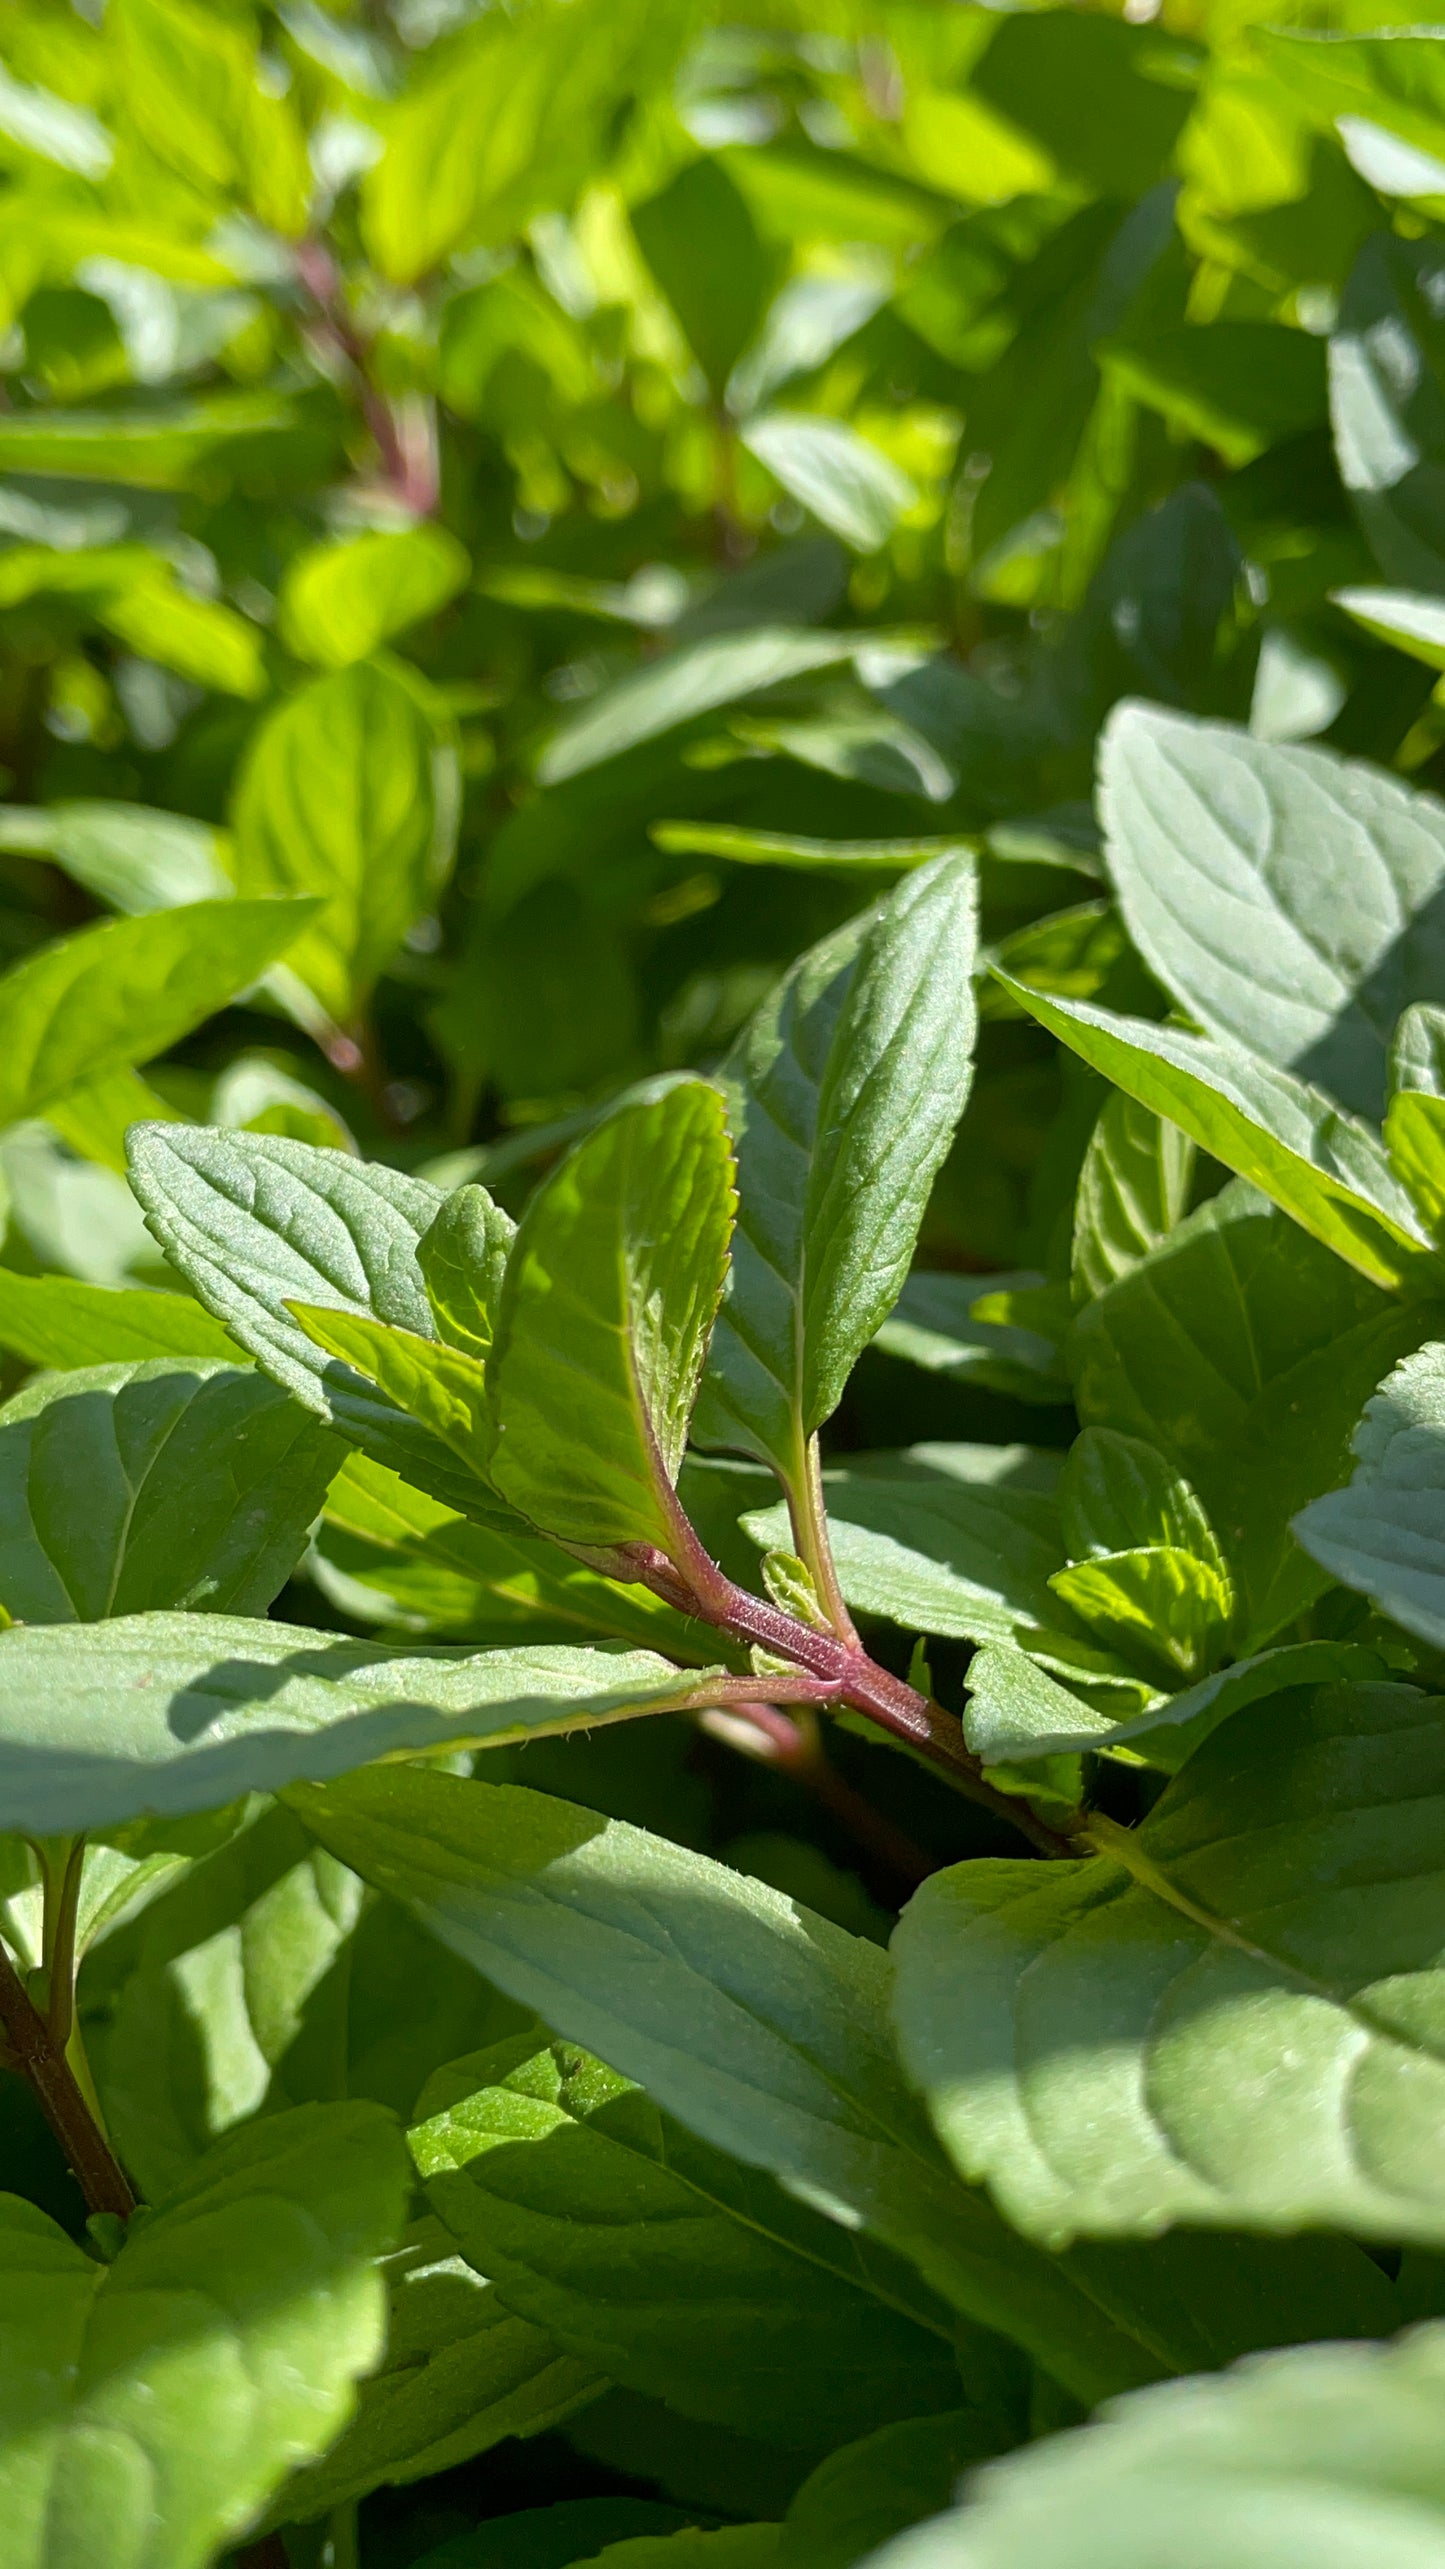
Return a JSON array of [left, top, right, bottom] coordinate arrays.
[[0, 1938, 134, 2219]]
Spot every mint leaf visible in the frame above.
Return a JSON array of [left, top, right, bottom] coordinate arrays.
[[0, 896, 317, 1131], [0, 1357, 339, 1622], [1295, 1342, 1445, 1646], [695, 857, 977, 1494], [125, 1124, 513, 1521], [486, 1078, 734, 1552], [410, 2031, 967, 2454], [893, 1677, 1445, 2245], [999, 977, 1431, 1291], [418, 1182, 516, 1361], [865, 2327, 1445, 2569], [0, 1620, 715, 1834], [0, 1271, 234, 1368], [290, 1763, 1399, 2406], [1100, 706, 1445, 1118], [232, 660, 457, 1031], [0, 2100, 407, 2569]]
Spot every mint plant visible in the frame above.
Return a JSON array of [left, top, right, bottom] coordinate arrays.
[[5, 3, 1445, 2565]]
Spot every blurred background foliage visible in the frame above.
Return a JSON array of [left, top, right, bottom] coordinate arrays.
[[3, 0, 1440, 1328]]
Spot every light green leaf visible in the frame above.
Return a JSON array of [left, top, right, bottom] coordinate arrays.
[[1295, 1342, 1445, 1647], [963, 1637, 1386, 1773], [537, 630, 856, 787], [695, 858, 977, 1494], [43, 1066, 181, 1173], [486, 1079, 734, 1553], [271, 2216, 600, 2522], [418, 1183, 516, 1362], [232, 661, 457, 1029], [893, 1676, 1445, 2246], [125, 1124, 511, 1522], [280, 527, 471, 669], [290, 1761, 1395, 2405], [317, 1452, 706, 1659], [410, 2031, 970, 2454], [1393, 1003, 1445, 1099], [744, 1448, 1068, 1648], [1059, 1430, 1223, 1566], [1333, 585, 1445, 670], [999, 977, 1430, 1291], [0, 1358, 339, 1624], [1072, 1092, 1194, 1303], [873, 1272, 1072, 1407], [1387, 1089, 1445, 1238], [0, 2100, 407, 2569], [289, 1304, 491, 1486], [0, 896, 318, 1132], [0, 1617, 716, 1835], [96, 572, 266, 699], [1099, 704, 1445, 1119], [0, 1271, 234, 1369], [1260, 25, 1445, 173], [867, 2327, 1445, 2569], [1331, 233, 1445, 593], [1073, 1181, 1424, 1646], [741, 416, 916, 554], [1047, 1549, 1233, 1687], [0, 800, 230, 913], [0, 392, 319, 491], [780, 2414, 1007, 2569], [649, 825, 972, 875]]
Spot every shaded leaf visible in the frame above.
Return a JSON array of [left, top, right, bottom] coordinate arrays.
[[0, 1271, 234, 1368]]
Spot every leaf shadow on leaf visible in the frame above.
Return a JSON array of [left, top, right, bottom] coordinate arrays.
[[1292, 871, 1445, 1120]]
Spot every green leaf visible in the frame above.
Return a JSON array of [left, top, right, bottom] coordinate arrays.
[[1332, 233, 1445, 592], [1071, 1093, 1195, 1303], [1099, 323, 1327, 468], [1393, 1002, 1445, 1099], [695, 858, 977, 1493], [0, 2099, 407, 2569], [1295, 1342, 1445, 1647], [0, 1271, 234, 1368], [0, 800, 230, 914], [0, 392, 326, 492], [1332, 586, 1445, 671], [318, 1453, 707, 1659], [998, 978, 1430, 1291], [742, 1450, 1067, 1648], [649, 826, 974, 876], [0, 1616, 715, 1835], [1048, 1549, 1233, 1687], [0, 1358, 339, 1623], [1072, 1181, 1424, 1646], [271, 2215, 600, 2522], [0, 896, 318, 1133], [873, 1272, 1072, 1407], [893, 1675, 1445, 2247], [1260, 25, 1445, 175], [232, 661, 457, 1030], [1060, 1430, 1223, 1566], [741, 416, 916, 554], [963, 1637, 1387, 1774], [865, 2326, 1445, 2569], [537, 630, 855, 787], [96, 572, 266, 699], [290, 1761, 1398, 2405], [418, 1183, 516, 1362], [632, 158, 779, 397], [485, 1079, 734, 1553], [780, 2414, 1008, 2569], [125, 1124, 512, 1522], [1386, 1088, 1445, 1238], [279, 527, 471, 669], [289, 1304, 491, 1486], [410, 2031, 971, 2455], [1099, 705, 1445, 1119]]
